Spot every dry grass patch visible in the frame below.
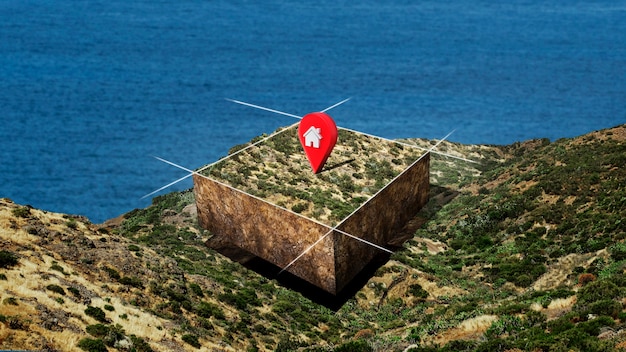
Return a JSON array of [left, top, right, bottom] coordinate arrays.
[[532, 250, 609, 291]]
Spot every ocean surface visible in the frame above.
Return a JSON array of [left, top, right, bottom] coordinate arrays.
[[1, 1, 625, 223]]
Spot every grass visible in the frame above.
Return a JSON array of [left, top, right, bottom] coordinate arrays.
[[200, 127, 425, 225]]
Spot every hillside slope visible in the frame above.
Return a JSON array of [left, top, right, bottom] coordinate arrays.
[[1, 125, 625, 352]]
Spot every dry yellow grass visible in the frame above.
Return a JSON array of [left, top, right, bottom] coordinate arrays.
[[0, 198, 236, 351], [532, 250, 609, 291]]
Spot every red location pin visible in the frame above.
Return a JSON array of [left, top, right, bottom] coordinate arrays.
[[297, 112, 338, 174]]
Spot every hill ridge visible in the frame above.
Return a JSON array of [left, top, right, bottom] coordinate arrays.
[[1, 124, 625, 351]]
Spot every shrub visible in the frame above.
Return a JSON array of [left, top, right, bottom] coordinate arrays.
[[68, 286, 81, 296], [334, 340, 372, 352], [0, 273, 6, 280], [608, 242, 626, 261], [577, 279, 620, 305], [119, 276, 144, 288], [587, 300, 622, 318], [66, 218, 78, 229], [0, 250, 18, 268], [182, 334, 201, 348], [77, 338, 107, 352], [3, 297, 18, 306], [408, 283, 429, 300], [8, 317, 27, 330], [85, 306, 107, 323], [130, 335, 154, 352], [578, 316, 615, 336], [50, 263, 68, 275], [275, 336, 306, 352], [128, 244, 141, 252], [86, 324, 109, 337], [102, 324, 125, 347], [485, 315, 524, 339], [102, 267, 121, 280], [195, 301, 225, 320], [46, 284, 66, 296], [218, 288, 261, 310], [104, 304, 114, 311], [578, 273, 596, 285], [189, 282, 204, 297], [12, 206, 31, 218], [291, 202, 308, 213]]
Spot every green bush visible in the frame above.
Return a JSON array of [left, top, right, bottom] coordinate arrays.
[[291, 202, 308, 213], [608, 242, 626, 261], [0, 250, 18, 269], [408, 284, 429, 300], [587, 300, 622, 318], [189, 282, 204, 297], [577, 316, 615, 336], [86, 324, 109, 337], [102, 267, 121, 280], [3, 297, 18, 306], [577, 279, 620, 306], [334, 340, 372, 352], [129, 335, 154, 352], [195, 301, 225, 320], [119, 276, 144, 288], [104, 304, 114, 311], [11, 206, 31, 218], [50, 263, 68, 275], [85, 306, 107, 323], [0, 273, 7, 280], [77, 338, 107, 352], [218, 288, 261, 310], [182, 334, 201, 348], [46, 284, 66, 296], [128, 244, 141, 252], [66, 218, 78, 229], [485, 315, 524, 339]]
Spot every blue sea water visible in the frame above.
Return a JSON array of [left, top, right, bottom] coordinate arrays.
[[1, 1, 625, 223]]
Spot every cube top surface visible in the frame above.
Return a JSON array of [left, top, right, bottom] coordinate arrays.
[[198, 126, 425, 226]]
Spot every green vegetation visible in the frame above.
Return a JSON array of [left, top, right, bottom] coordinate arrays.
[[11, 206, 31, 218], [85, 306, 107, 323], [50, 262, 69, 275], [0, 250, 18, 268], [77, 338, 107, 352], [66, 218, 78, 229], [182, 334, 201, 348], [334, 340, 373, 352], [3, 297, 18, 306], [106, 125, 626, 351], [45, 284, 66, 296]]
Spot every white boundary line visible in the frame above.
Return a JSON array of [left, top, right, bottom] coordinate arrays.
[[279, 129, 454, 273], [141, 122, 300, 199], [143, 98, 472, 275], [228, 98, 479, 164]]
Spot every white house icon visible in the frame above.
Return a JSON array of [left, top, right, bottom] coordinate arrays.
[[303, 126, 323, 148]]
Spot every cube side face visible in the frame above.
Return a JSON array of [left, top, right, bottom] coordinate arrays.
[[334, 153, 430, 291], [193, 174, 337, 293]]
